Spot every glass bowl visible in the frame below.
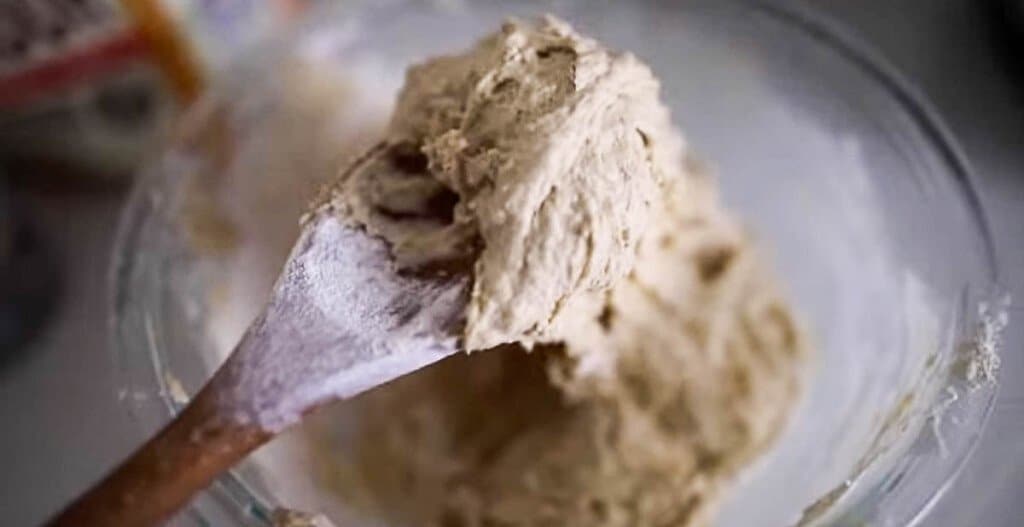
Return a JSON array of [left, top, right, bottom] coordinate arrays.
[[111, 1, 1004, 525]]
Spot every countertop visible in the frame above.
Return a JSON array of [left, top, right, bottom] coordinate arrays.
[[1, 1, 1022, 525]]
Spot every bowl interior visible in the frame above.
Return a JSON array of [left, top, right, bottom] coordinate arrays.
[[112, 1, 1000, 526]]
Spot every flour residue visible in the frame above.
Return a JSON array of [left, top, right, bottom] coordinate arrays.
[[302, 17, 808, 527]]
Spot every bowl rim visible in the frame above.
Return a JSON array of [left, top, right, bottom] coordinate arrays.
[[108, 1, 1002, 526], [743, 2, 1002, 524], [751, 0, 999, 279]]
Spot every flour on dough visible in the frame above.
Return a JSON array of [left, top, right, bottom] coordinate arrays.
[[313, 15, 809, 527]]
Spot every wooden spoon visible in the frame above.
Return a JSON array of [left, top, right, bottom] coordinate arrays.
[[47, 153, 470, 526]]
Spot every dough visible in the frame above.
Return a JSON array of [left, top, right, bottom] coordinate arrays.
[[314, 16, 808, 527], [324, 15, 682, 351]]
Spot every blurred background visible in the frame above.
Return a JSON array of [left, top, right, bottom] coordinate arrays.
[[0, 0, 1021, 525]]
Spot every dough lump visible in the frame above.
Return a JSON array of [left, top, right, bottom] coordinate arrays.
[[325, 15, 682, 351], [316, 16, 808, 527]]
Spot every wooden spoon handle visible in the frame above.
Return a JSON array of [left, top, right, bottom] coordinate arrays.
[[46, 383, 271, 527]]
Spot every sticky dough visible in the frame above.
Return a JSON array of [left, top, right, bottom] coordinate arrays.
[[318, 15, 808, 527]]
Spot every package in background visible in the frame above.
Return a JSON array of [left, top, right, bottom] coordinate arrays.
[[0, 0, 306, 185]]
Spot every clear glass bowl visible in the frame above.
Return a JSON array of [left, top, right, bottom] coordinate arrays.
[[111, 1, 1003, 525]]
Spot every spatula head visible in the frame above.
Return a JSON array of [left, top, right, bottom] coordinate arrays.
[[214, 212, 469, 431]]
